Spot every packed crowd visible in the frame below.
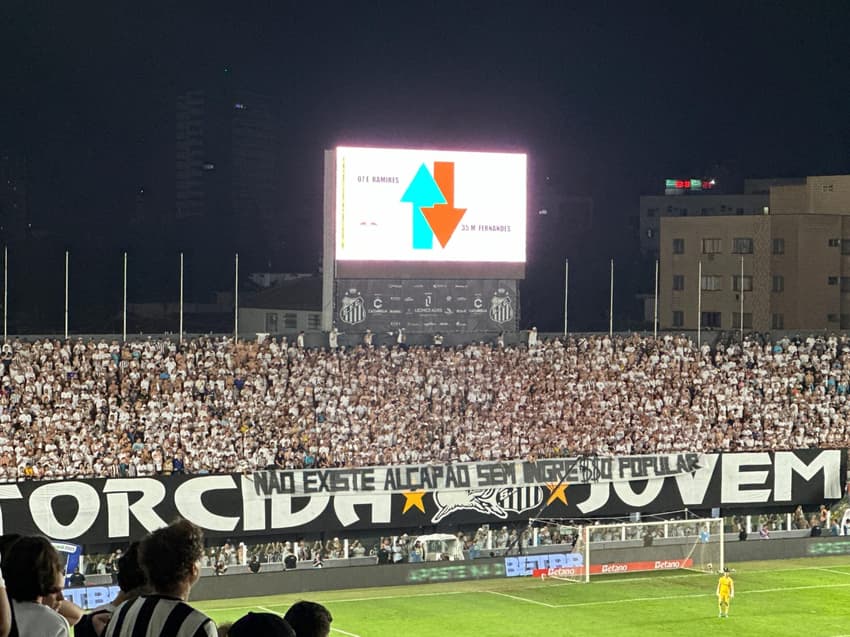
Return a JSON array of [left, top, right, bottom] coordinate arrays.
[[1, 331, 850, 481], [0, 519, 332, 637]]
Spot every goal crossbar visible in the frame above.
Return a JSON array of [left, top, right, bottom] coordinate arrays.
[[538, 517, 724, 584]]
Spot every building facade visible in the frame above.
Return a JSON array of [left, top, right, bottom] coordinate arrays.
[[659, 175, 850, 332], [639, 178, 804, 258], [175, 85, 283, 264]]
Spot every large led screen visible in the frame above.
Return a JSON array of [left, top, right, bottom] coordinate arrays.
[[335, 147, 526, 264]]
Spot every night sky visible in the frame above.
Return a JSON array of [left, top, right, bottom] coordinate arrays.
[[3, 1, 850, 331]]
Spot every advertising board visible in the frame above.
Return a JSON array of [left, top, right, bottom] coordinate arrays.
[[335, 278, 518, 333]]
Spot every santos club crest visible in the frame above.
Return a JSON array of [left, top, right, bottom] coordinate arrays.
[[431, 486, 544, 523], [489, 288, 515, 324], [339, 289, 366, 325]]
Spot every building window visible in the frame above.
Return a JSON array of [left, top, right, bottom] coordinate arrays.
[[307, 313, 321, 329], [827, 313, 839, 323], [701, 311, 721, 328], [828, 238, 841, 247], [732, 238, 754, 254], [283, 313, 297, 329], [673, 275, 685, 291], [732, 312, 753, 329], [772, 275, 784, 293], [701, 275, 722, 291], [646, 208, 658, 217], [823, 184, 834, 192], [265, 313, 278, 333], [772, 313, 784, 330], [842, 240, 850, 255], [732, 275, 753, 292], [736, 207, 745, 215], [828, 276, 839, 285], [672, 238, 685, 254], [842, 315, 850, 330], [672, 311, 684, 327], [772, 238, 785, 255], [701, 238, 722, 254]]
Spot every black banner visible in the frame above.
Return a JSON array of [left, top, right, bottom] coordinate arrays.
[[334, 278, 518, 333], [0, 450, 844, 545]]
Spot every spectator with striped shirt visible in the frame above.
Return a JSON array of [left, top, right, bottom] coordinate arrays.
[[76, 541, 148, 637], [103, 520, 216, 637]]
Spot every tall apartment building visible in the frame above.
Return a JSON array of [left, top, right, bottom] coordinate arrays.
[[175, 85, 283, 261], [660, 175, 850, 332], [639, 178, 802, 258]]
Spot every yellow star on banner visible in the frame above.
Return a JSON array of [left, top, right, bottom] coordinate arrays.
[[545, 482, 569, 506], [402, 489, 426, 514]]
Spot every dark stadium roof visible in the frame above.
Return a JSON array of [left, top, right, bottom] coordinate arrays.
[[241, 276, 322, 311]]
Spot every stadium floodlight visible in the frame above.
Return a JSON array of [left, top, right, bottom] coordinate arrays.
[[535, 517, 724, 584]]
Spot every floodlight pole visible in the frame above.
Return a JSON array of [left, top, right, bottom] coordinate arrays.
[[563, 258, 569, 337], [179, 252, 184, 345], [653, 258, 659, 339], [697, 261, 702, 348], [64, 250, 69, 340], [234, 253, 239, 341], [122, 252, 128, 342], [3, 246, 7, 344], [740, 254, 744, 342], [609, 258, 614, 337]]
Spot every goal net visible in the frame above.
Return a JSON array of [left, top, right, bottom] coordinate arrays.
[[537, 517, 724, 584]]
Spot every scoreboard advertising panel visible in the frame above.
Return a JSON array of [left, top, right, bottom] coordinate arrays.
[[335, 147, 526, 267], [335, 279, 518, 333]]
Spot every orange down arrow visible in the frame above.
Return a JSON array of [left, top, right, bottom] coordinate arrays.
[[421, 162, 467, 248]]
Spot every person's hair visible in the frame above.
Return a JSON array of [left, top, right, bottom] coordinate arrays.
[[4, 535, 63, 601], [284, 601, 333, 637], [116, 541, 147, 593], [0, 534, 21, 561], [139, 519, 204, 593], [229, 612, 296, 637]]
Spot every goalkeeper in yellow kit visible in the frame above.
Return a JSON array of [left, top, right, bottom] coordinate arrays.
[[716, 567, 734, 618]]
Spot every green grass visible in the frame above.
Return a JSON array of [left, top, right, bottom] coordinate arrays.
[[195, 556, 850, 636]]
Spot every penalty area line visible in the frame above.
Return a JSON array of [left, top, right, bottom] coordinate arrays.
[[815, 567, 850, 577], [205, 590, 466, 613], [486, 590, 557, 608]]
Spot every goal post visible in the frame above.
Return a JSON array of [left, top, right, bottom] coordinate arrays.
[[536, 517, 724, 583], [583, 517, 724, 583]]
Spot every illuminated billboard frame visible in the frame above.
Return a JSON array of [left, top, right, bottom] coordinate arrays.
[[334, 147, 526, 269]]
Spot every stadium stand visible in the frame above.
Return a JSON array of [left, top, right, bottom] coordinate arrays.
[[0, 332, 848, 482]]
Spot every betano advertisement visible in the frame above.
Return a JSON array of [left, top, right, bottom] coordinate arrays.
[[335, 147, 526, 265]]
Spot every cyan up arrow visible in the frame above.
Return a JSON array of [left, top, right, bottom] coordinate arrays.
[[401, 163, 446, 249]]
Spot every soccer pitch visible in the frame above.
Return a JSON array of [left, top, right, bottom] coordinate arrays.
[[195, 556, 850, 636]]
